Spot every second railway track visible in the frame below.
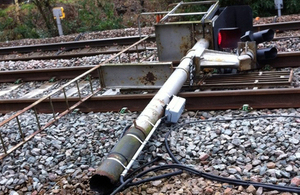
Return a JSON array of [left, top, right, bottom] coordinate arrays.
[[1, 9, 300, 195]]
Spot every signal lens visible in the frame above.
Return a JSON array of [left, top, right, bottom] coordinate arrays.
[[218, 32, 222, 46], [217, 28, 241, 49]]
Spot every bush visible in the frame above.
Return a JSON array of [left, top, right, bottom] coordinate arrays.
[[219, 0, 300, 17], [76, 0, 123, 32], [0, 0, 123, 41], [1, 0, 300, 41]]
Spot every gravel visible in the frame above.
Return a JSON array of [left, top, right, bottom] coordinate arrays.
[[0, 49, 158, 71], [0, 108, 300, 194]]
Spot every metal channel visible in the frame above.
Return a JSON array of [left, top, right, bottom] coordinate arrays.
[[100, 62, 173, 88], [0, 36, 150, 159], [197, 70, 292, 89]]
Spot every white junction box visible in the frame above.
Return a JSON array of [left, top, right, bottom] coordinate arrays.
[[165, 95, 186, 123]]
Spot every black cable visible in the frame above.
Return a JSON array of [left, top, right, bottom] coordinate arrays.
[[119, 124, 131, 139], [164, 128, 181, 164], [125, 164, 300, 193], [110, 177, 132, 195], [124, 157, 161, 181], [162, 114, 300, 193], [128, 170, 183, 186], [112, 114, 300, 194]]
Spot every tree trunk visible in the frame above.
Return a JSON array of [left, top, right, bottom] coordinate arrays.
[[14, 0, 20, 24], [32, 0, 58, 36]]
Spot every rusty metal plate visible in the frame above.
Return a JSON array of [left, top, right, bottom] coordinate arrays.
[[155, 22, 195, 62], [100, 62, 173, 89]]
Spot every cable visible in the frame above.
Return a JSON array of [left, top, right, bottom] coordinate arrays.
[[111, 114, 300, 194], [110, 176, 132, 195], [119, 124, 131, 139], [162, 114, 300, 193], [128, 170, 183, 186], [124, 157, 161, 181], [123, 164, 300, 193], [164, 128, 181, 164]]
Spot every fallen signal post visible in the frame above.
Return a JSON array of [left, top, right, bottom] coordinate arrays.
[[89, 38, 211, 194], [88, 1, 300, 194]]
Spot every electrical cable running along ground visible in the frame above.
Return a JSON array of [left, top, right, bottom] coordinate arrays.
[[111, 114, 300, 194], [163, 114, 300, 193]]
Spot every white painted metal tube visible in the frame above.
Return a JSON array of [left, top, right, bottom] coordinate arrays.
[[121, 118, 162, 177], [90, 39, 209, 194]]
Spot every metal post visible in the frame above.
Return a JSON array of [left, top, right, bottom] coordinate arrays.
[[274, 0, 283, 17], [55, 17, 64, 36], [76, 80, 82, 100], [33, 107, 41, 130], [0, 132, 7, 154], [49, 96, 57, 120], [88, 75, 94, 94], [53, 7, 64, 36], [16, 116, 24, 141], [90, 39, 209, 194], [62, 88, 70, 109]]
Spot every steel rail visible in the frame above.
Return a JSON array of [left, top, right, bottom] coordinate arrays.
[[264, 51, 300, 68], [1, 88, 300, 114], [0, 35, 155, 55], [0, 36, 150, 159], [0, 47, 148, 61], [253, 21, 300, 32], [273, 35, 300, 41]]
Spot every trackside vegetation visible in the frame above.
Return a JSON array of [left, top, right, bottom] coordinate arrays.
[[0, 0, 299, 41]]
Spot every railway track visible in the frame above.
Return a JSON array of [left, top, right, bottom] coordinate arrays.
[[0, 35, 156, 61], [253, 20, 300, 32], [1, 12, 300, 195], [0, 63, 297, 113], [0, 21, 299, 62]]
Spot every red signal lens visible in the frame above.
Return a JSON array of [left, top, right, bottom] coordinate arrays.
[[218, 32, 222, 45], [217, 28, 241, 49]]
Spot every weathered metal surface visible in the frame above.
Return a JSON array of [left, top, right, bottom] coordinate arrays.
[[99, 62, 173, 88], [0, 63, 173, 88], [155, 23, 195, 62]]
